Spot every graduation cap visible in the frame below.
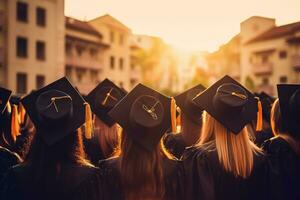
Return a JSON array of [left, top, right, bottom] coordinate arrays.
[[108, 84, 175, 151], [0, 87, 12, 115], [86, 79, 127, 127], [193, 75, 260, 134], [277, 84, 300, 139], [21, 77, 92, 146], [175, 84, 206, 125]]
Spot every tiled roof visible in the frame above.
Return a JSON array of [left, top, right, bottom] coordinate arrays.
[[65, 17, 102, 37], [247, 21, 300, 44]]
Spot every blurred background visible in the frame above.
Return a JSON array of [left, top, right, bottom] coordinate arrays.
[[1, 0, 300, 96]]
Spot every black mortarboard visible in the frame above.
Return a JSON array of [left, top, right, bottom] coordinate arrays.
[[21, 77, 87, 146], [108, 84, 172, 151], [277, 84, 300, 139], [175, 84, 206, 125], [193, 75, 258, 134], [86, 79, 127, 127], [0, 87, 12, 115]]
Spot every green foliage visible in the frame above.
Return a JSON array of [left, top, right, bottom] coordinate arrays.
[[245, 76, 255, 92]]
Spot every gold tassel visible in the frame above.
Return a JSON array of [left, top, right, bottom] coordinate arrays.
[[84, 102, 93, 139], [176, 107, 181, 133], [255, 97, 263, 132], [11, 104, 20, 142], [19, 102, 26, 125], [170, 97, 177, 133]]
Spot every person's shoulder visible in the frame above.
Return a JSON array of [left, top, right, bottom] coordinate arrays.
[[97, 156, 120, 174], [0, 146, 22, 164], [182, 141, 215, 160], [262, 136, 291, 154]]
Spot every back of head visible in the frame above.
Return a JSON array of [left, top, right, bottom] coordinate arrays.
[[199, 112, 261, 178], [271, 98, 300, 154], [25, 129, 92, 180], [120, 130, 174, 200], [94, 117, 121, 158]]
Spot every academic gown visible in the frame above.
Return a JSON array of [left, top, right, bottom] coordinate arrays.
[[0, 163, 104, 200], [255, 130, 273, 147], [263, 137, 300, 200], [0, 146, 21, 181], [163, 133, 187, 159], [182, 141, 268, 200], [98, 156, 185, 200]]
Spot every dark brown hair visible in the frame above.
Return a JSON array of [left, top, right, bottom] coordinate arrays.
[[24, 128, 93, 181], [119, 130, 175, 200]]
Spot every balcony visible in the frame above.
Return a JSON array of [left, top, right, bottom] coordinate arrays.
[[291, 55, 300, 70], [252, 63, 273, 76]]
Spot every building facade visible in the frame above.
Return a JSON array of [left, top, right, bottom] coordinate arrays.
[[241, 19, 300, 95], [88, 15, 133, 90], [65, 17, 109, 94], [0, 0, 65, 94]]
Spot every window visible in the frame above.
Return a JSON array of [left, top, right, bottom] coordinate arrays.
[[279, 76, 287, 83], [119, 58, 124, 70], [90, 69, 98, 83], [279, 51, 287, 59], [110, 56, 115, 69], [36, 41, 46, 60], [17, 2, 28, 22], [130, 64, 135, 70], [76, 46, 83, 56], [89, 48, 98, 58], [16, 73, 27, 94], [36, 75, 45, 89], [65, 66, 72, 78], [65, 43, 72, 56], [130, 78, 137, 87], [262, 55, 268, 63], [76, 68, 86, 83], [119, 34, 124, 45], [262, 78, 269, 85], [36, 7, 46, 27], [16, 37, 27, 58], [110, 31, 114, 43]]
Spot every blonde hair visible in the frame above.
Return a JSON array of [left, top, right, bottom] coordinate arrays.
[[94, 116, 121, 158], [198, 111, 262, 178], [271, 99, 300, 154]]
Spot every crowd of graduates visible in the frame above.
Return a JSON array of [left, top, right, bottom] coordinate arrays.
[[0, 74, 299, 200]]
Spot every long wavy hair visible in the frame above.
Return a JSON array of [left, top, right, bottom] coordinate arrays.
[[271, 98, 300, 154], [118, 130, 176, 200], [23, 128, 93, 181], [198, 111, 262, 178], [94, 116, 121, 158]]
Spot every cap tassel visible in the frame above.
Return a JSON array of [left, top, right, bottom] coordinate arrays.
[[84, 102, 93, 139], [171, 97, 177, 133], [176, 107, 181, 132], [255, 97, 263, 132], [11, 104, 20, 142], [19, 103, 26, 125]]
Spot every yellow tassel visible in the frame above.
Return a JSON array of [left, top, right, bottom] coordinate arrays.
[[170, 97, 177, 133], [84, 102, 93, 139], [255, 97, 263, 132], [19, 103, 26, 125], [11, 104, 20, 142]]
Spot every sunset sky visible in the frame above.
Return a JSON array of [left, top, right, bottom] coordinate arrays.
[[65, 0, 300, 52]]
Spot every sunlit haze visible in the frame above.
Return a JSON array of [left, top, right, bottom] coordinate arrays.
[[65, 0, 300, 52]]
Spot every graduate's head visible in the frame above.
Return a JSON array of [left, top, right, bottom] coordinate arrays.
[[270, 98, 284, 136], [21, 77, 92, 167], [85, 78, 126, 158], [194, 75, 262, 178], [108, 84, 176, 199]]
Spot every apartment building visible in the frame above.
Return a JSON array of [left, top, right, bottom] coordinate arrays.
[[0, 0, 65, 94], [65, 17, 109, 94], [241, 19, 300, 95]]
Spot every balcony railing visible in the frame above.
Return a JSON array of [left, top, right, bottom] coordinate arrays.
[[291, 55, 300, 70], [252, 63, 273, 76]]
